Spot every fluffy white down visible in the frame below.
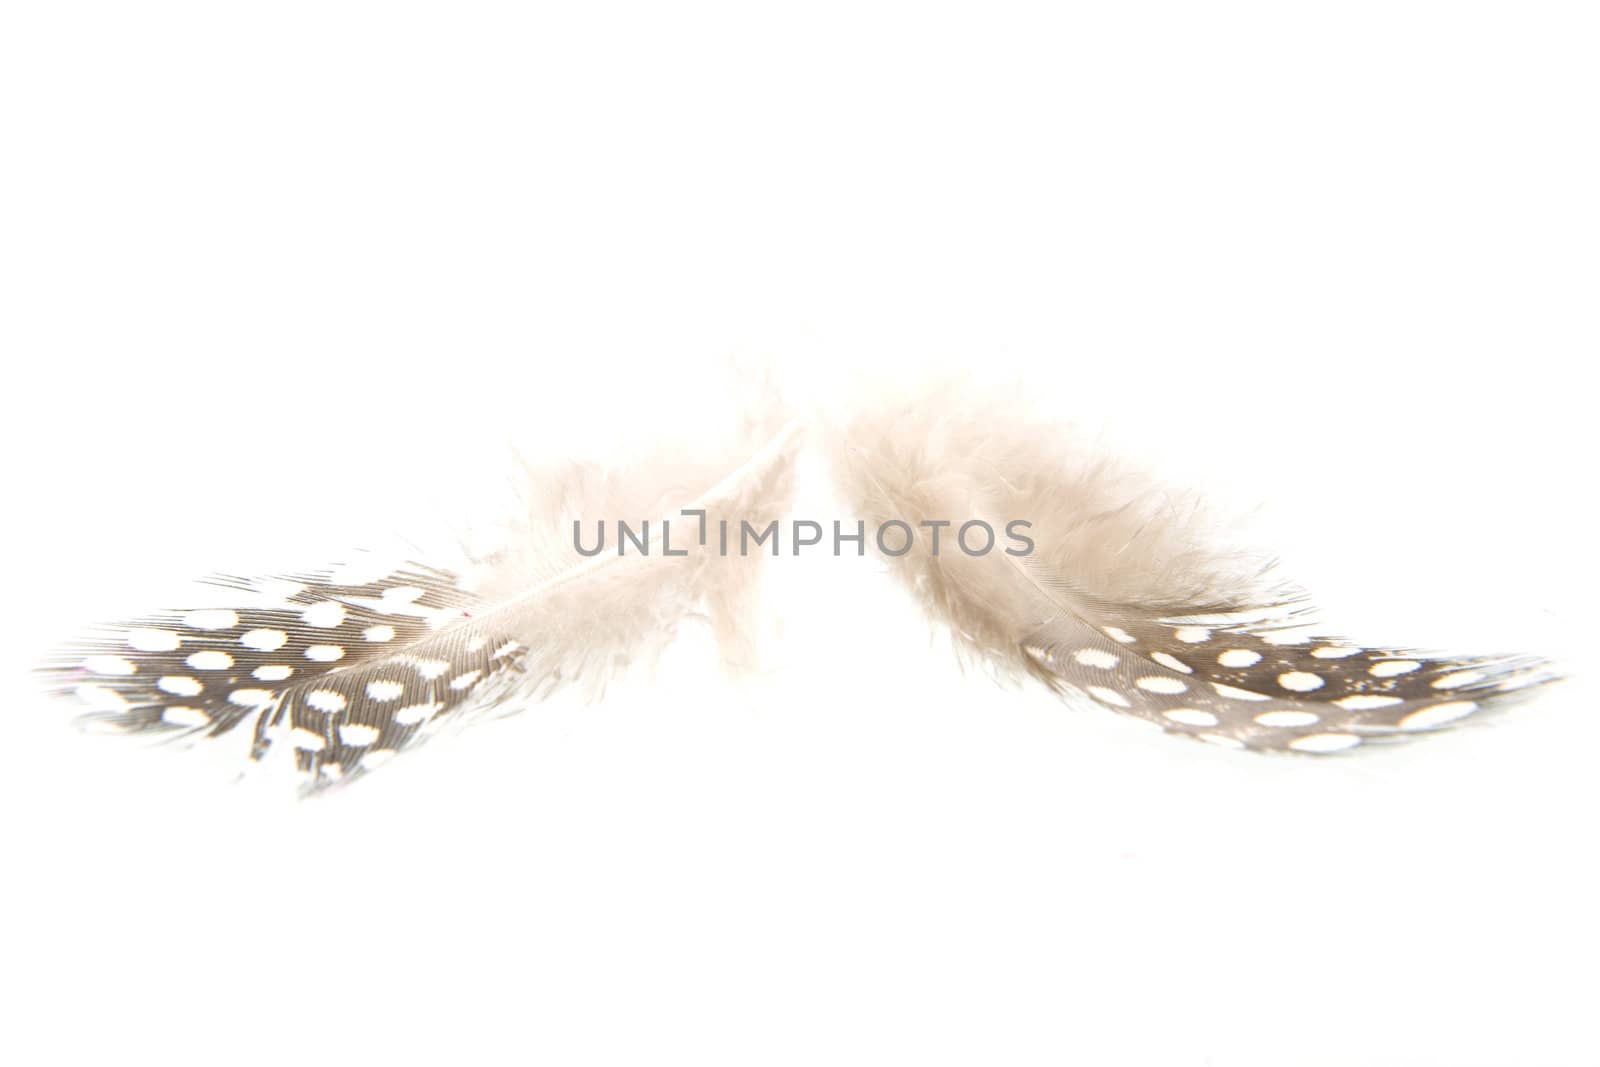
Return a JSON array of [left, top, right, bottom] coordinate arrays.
[[828, 381, 1290, 678], [467, 393, 802, 695]]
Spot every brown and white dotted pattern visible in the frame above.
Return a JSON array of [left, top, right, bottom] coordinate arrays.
[[45, 561, 528, 792], [1028, 608, 1555, 754], [48, 555, 1560, 783]]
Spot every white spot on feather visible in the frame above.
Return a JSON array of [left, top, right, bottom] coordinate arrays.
[[1087, 686, 1131, 708], [1150, 652, 1192, 674], [228, 688, 275, 706], [1074, 649, 1119, 669], [1401, 701, 1479, 729], [240, 629, 288, 652], [306, 690, 346, 713], [1433, 670, 1486, 690], [1288, 733, 1362, 753], [1310, 646, 1360, 659], [1370, 660, 1421, 677], [338, 723, 380, 747], [363, 625, 396, 643], [1163, 708, 1218, 727], [254, 665, 293, 681], [300, 602, 346, 628], [158, 676, 202, 697], [305, 645, 345, 662], [1213, 683, 1270, 702], [1259, 628, 1315, 646], [1173, 627, 1210, 644], [128, 628, 180, 652], [1218, 649, 1261, 668], [1102, 626, 1136, 644], [162, 707, 210, 727], [1277, 671, 1325, 692], [1255, 710, 1320, 728], [186, 650, 233, 670], [367, 680, 404, 702], [1136, 676, 1187, 694], [83, 655, 137, 676], [184, 609, 238, 630], [394, 702, 442, 726], [1335, 694, 1403, 710]]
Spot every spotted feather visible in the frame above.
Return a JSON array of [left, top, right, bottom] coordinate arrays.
[[42, 412, 801, 793], [42, 563, 509, 786], [833, 382, 1558, 753], [1021, 593, 1555, 752]]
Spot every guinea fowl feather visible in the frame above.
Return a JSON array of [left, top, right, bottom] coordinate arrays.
[[830, 382, 1558, 752], [41, 405, 801, 793]]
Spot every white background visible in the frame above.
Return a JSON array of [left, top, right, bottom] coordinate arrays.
[[2, 3, 1597, 1064]]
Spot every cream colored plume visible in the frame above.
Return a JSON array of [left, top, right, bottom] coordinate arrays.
[[829, 381, 1556, 753]]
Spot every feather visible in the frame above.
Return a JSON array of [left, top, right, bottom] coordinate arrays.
[[829, 381, 1558, 753], [41, 403, 801, 792]]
